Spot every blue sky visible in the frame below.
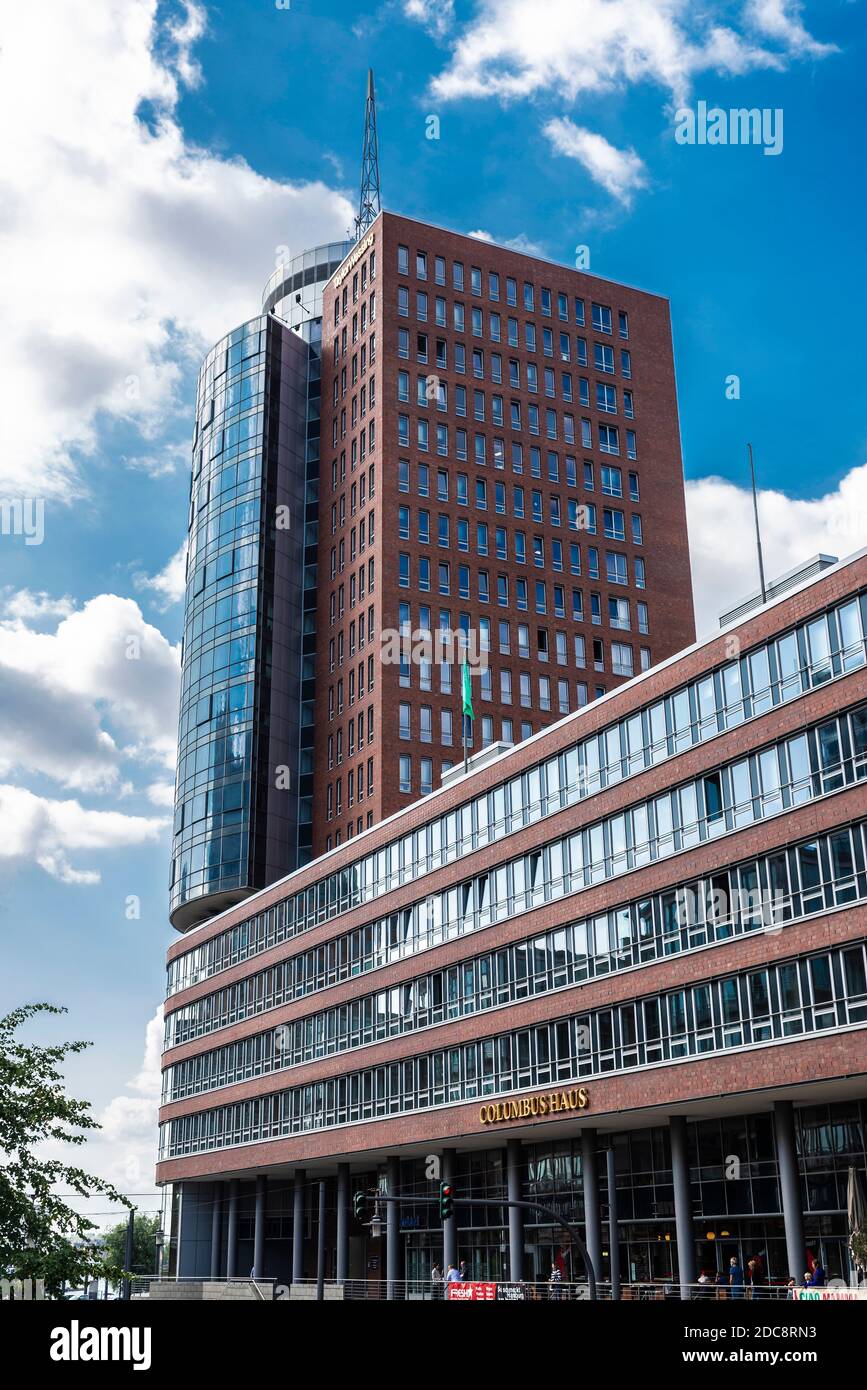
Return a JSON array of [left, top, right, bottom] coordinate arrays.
[[1, 0, 865, 1209]]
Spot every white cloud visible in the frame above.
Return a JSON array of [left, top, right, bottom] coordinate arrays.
[[0, 0, 354, 500], [0, 591, 180, 791], [94, 1007, 164, 1209], [468, 228, 547, 257], [421, 0, 835, 107], [135, 541, 188, 609], [40, 1008, 166, 1222], [746, 0, 837, 57], [686, 461, 867, 638], [0, 589, 76, 622], [146, 780, 176, 809], [0, 784, 166, 884], [544, 118, 647, 205], [121, 440, 191, 479], [403, 0, 455, 37]]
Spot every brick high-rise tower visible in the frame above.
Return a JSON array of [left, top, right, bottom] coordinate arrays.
[[314, 211, 695, 855]]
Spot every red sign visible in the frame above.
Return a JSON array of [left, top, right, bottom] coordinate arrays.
[[446, 1281, 498, 1301]]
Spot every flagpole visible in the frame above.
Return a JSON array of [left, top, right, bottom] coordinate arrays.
[[462, 652, 468, 774]]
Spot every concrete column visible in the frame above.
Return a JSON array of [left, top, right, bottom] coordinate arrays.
[[292, 1169, 305, 1282], [506, 1139, 524, 1281], [226, 1179, 239, 1279], [581, 1128, 602, 1284], [606, 1147, 620, 1300], [210, 1182, 222, 1279], [774, 1101, 806, 1282], [670, 1116, 696, 1297], [253, 1174, 266, 1279], [442, 1148, 457, 1272], [336, 1163, 350, 1283], [386, 1156, 401, 1300]]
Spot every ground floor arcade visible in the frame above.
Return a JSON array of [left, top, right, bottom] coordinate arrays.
[[167, 1087, 867, 1290]]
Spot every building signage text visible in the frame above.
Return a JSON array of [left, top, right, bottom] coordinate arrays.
[[333, 232, 374, 289], [479, 1087, 589, 1126]]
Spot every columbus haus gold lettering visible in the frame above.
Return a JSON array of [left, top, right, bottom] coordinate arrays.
[[479, 1087, 588, 1126]]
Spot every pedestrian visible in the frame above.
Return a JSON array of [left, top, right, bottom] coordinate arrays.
[[431, 1262, 443, 1299], [747, 1258, 765, 1299], [807, 1261, 826, 1287], [786, 1276, 798, 1300], [548, 1263, 562, 1302], [728, 1255, 745, 1300], [459, 1259, 469, 1282], [445, 1263, 461, 1283], [696, 1269, 713, 1300]]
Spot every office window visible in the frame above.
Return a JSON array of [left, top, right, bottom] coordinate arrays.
[[599, 425, 619, 455], [399, 754, 411, 793], [592, 302, 612, 333], [399, 702, 411, 739], [607, 552, 628, 586], [398, 245, 409, 274], [609, 596, 630, 629]]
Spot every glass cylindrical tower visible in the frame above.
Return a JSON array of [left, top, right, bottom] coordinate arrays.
[[169, 241, 351, 930]]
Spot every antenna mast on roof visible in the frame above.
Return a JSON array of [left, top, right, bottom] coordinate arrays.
[[355, 68, 381, 240]]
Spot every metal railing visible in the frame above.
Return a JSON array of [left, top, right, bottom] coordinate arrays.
[[129, 1275, 277, 1300], [281, 1278, 794, 1302]]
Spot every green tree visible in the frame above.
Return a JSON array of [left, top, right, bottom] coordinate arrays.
[[0, 1003, 130, 1295], [101, 1212, 161, 1278]]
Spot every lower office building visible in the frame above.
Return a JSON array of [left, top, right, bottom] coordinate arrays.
[[157, 549, 867, 1288]]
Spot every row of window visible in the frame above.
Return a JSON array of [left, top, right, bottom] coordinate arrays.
[[396, 364, 634, 416], [163, 818, 867, 1100], [397, 413, 637, 459], [396, 253, 627, 335], [165, 590, 867, 995], [398, 502, 642, 545], [398, 458, 639, 500], [158, 941, 867, 1155], [165, 815, 867, 1054], [167, 681, 867, 1010], [397, 246, 628, 337], [397, 325, 632, 382], [395, 559, 647, 610]]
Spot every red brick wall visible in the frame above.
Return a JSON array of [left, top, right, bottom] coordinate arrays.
[[312, 211, 695, 856]]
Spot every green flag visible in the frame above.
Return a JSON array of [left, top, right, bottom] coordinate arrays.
[[461, 660, 474, 721]]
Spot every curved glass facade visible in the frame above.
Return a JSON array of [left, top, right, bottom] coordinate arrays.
[[170, 241, 354, 929], [170, 315, 308, 928], [262, 242, 350, 327]]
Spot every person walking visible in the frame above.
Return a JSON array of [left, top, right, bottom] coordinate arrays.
[[445, 1263, 462, 1283], [746, 1258, 765, 1300], [430, 1263, 443, 1300], [728, 1255, 745, 1300], [548, 1263, 563, 1302], [459, 1259, 469, 1282]]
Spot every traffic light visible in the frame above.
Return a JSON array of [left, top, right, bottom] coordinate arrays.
[[439, 1182, 454, 1221], [353, 1190, 366, 1220]]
